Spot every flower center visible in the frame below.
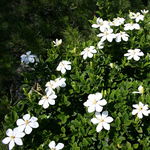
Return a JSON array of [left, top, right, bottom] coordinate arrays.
[[92, 99, 97, 104], [25, 120, 30, 125], [10, 136, 15, 139]]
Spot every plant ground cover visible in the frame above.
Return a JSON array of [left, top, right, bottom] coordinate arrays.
[[0, 0, 150, 150]]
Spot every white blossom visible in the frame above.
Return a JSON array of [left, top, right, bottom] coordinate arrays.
[[53, 39, 62, 47], [55, 77, 66, 88], [49, 141, 64, 150], [21, 51, 39, 65], [56, 60, 71, 74], [91, 111, 113, 132], [129, 12, 144, 22], [38, 92, 57, 109], [141, 9, 149, 14], [2, 128, 25, 150], [97, 28, 116, 42], [115, 31, 129, 42], [16, 114, 39, 134], [92, 17, 110, 32], [132, 85, 144, 94], [124, 23, 140, 30], [80, 46, 97, 59], [124, 49, 144, 61], [111, 17, 125, 26], [97, 41, 104, 49], [83, 93, 107, 113], [132, 102, 150, 118]]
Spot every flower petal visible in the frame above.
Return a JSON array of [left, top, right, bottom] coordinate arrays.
[[56, 143, 64, 150], [49, 141, 56, 149]]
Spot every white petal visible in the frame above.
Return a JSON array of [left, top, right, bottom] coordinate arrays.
[[99, 99, 107, 106], [48, 99, 55, 105], [2, 137, 11, 144], [23, 114, 30, 121], [95, 105, 103, 112], [133, 55, 140, 61], [92, 24, 100, 28], [16, 125, 26, 132], [56, 143, 64, 150], [105, 117, 113, 123], [102, 111, 108, 118], [38, 99, 45, 105], [9, 140, 15, 150], [103, 122, 110, 130], [88, 105, 95, 113], [91, 118, 99, 124], [43, 100, 49, 109], [49, 141, 56, 148], [16, 119, 25, 126], [30, 116, 38, 122], [6, 129, 13, 136], [25, 125, 32, 134], [96, 123, 103, 132], [61, 68, 66, 74], [137, 112, 143, 118], [15, 131, 25, 138], [65, 65, 71, 70], [14, 138, 23, 146], [132, 109, 138, 115], [142, 110, 149, 116], [29, 122, 39, 128]]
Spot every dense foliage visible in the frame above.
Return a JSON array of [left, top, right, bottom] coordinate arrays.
[[0, 0, 150, 149]]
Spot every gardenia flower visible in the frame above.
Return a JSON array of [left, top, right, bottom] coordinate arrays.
[[80, 46, 97, 59], [132, 102, 150, 118], [83, 93, 107, 113], [115, 31, 129, 42], [141, 9, 149, 14], [56, 60, 71, 74], [132, 85, 144, 94], [55, 77, 66, 88], [124, 23, 140, 30], [97, 41, 104, 49], [49, 141, 64, 150], [129, 12, 144, 22], [91, 111, 113, 132], [38, 92, 57, 109], [92, 17, 110, 32], [53, 39, 62, 47], [21, 51, 38, 65], [2, 128, 25, 150], [97, 28, 116, 42], [111, 17, 125, 26], [16, 114, 39, 134], [124, 49, 144, 61]]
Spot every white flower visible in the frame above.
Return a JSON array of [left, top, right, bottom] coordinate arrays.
[[111, 17, 125, 26], [49, 141, 64, 150], [80, 46, 97, 59], [91, 111, 113, 132], [141, 9, 149, 14], [2, 128, 25, 150], [16, 114, 39, 134], [124, 23, 140, 30], [21, 51, 38, 65], [97, 41, 104, 49], [56, 60, 71, 74], [97, 28, 116, 42], [83, 93, 107, 113], [38, 92, 57, 109], [132, 85, 144, 94], [115, 31, 129, 42], [55, 77, 66, 88], [53, 39, 62, 47], [129, 12, 144, 22], [124, 49, 144, 61], [132, 102, 150, 118], [92, 17, 110, 32]]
